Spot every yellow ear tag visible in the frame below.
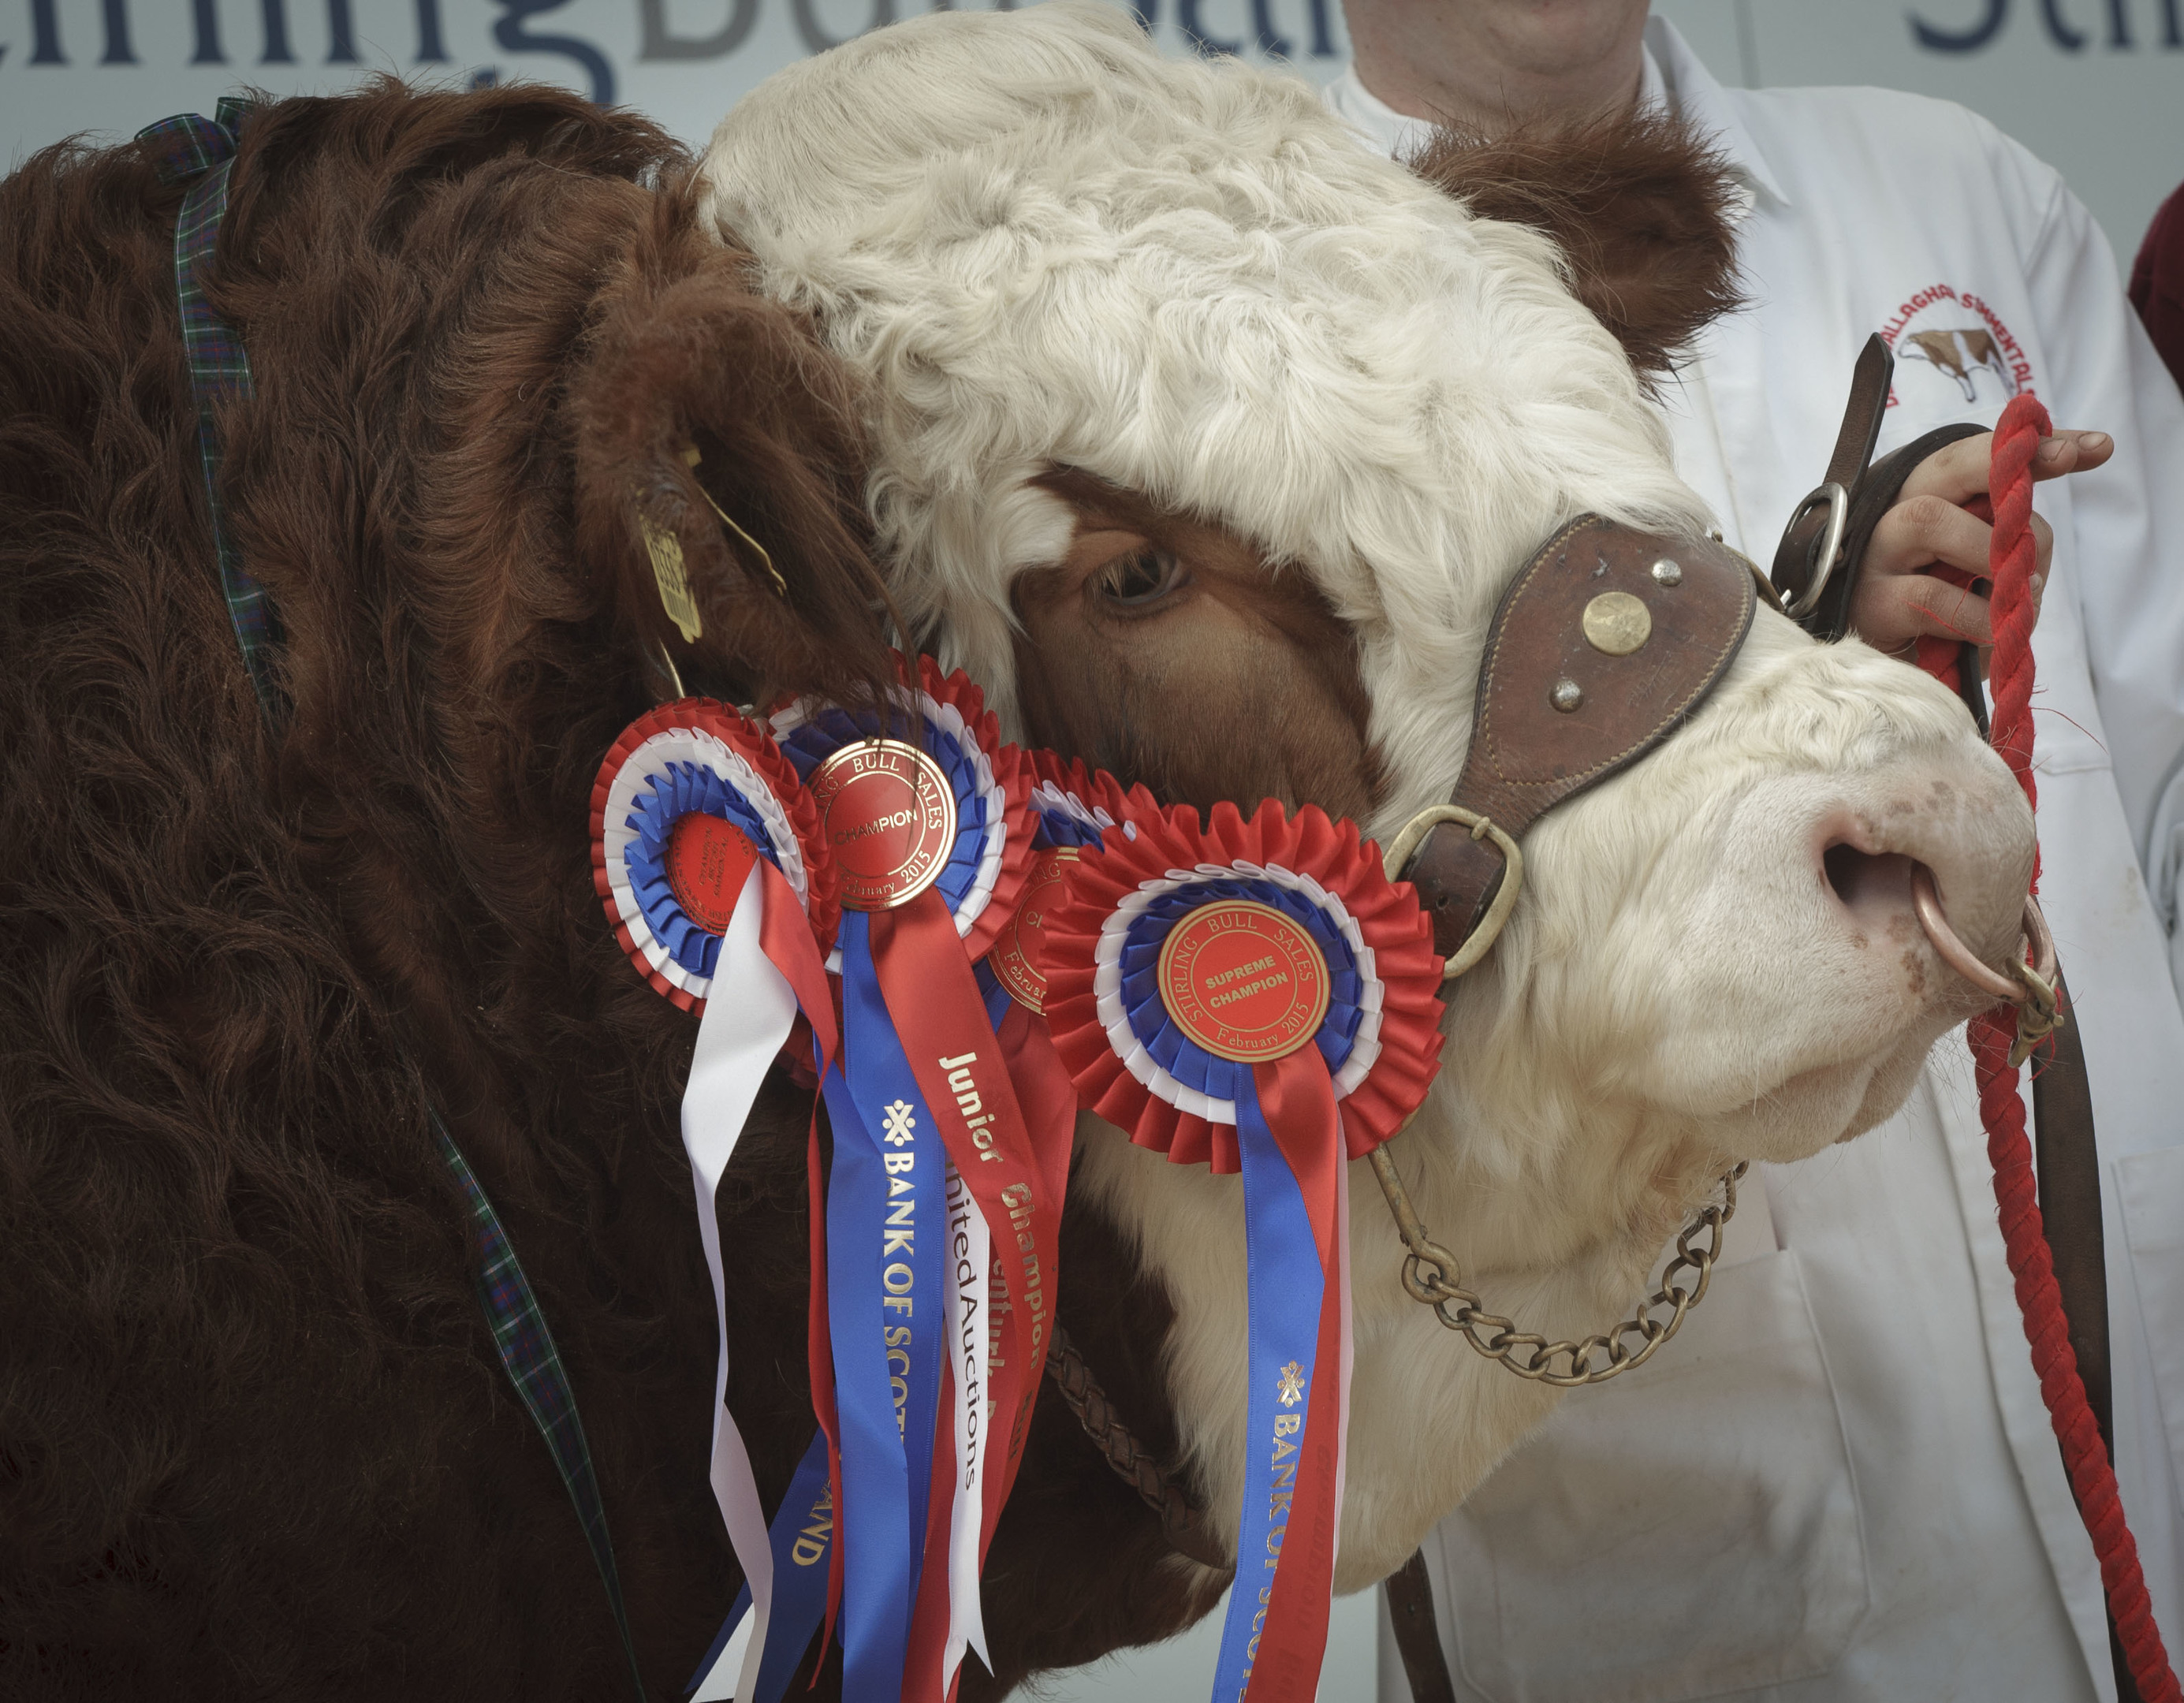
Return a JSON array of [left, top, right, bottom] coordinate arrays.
[[640, 520, 703, 646], [639, 449, 705, 645]]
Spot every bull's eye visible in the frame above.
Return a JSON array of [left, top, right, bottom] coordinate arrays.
[[1092, 546, 1186, 610]]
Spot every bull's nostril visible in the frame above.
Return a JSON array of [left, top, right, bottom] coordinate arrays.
[[1822, 840, 1914, 915], [1822, 840, 1865, 907]]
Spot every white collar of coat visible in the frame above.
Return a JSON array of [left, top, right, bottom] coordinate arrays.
[[1321, 17, 1787, 220], [1642, 15, 1790, 217]]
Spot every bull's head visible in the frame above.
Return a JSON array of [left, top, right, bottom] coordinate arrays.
[[699, 2, 2033, 1591]]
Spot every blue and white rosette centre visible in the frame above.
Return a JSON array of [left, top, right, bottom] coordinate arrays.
[[1098, 863, 1385, 1127], [601, 725, 810, 1003]]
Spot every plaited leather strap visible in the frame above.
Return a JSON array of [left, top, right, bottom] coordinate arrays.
[[1045, 1325, 1230, 1571], [1401, 515, 1757, 960]]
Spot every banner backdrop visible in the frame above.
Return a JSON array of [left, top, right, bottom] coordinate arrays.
[[1657, 0, 2183, 277], [0, 2, 1348, 166], [2, 2, 2177, 255]]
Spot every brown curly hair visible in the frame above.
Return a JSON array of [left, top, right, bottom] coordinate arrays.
[[0, 81, 896, 1700]]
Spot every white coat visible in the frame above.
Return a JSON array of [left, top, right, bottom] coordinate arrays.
[[1330, 18, 2184, 1701]]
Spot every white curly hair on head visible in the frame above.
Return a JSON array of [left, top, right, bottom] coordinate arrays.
[[696, 0, 1711, 837]]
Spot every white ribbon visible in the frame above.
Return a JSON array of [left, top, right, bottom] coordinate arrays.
[[685, 864, 799, 1703], [942, 1161, 994, 1686]]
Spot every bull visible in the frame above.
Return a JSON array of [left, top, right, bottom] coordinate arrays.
[[0, 13, 2038, 1702], [697, 3, 2037, 1690]]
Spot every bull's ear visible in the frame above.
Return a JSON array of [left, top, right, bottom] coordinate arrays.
[[1408, 108, 1744, 382], [570, 218, 898, 711]]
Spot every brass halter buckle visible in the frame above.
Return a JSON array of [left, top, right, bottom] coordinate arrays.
[[1382, 804, 1525, 982]]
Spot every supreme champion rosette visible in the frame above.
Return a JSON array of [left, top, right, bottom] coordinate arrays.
[[1041, 797, 1444, 1703], [1043, 797, 1444, 1172], [768, 656, 1060, 1703], [591, 699, 841, 1703]]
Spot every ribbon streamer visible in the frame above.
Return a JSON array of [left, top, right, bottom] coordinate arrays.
[[591, 702, 838, 1703], [822, 912, 951, 1703], [773, 658, 1053, 1702], [1042, 799, 1443, 1702], [686, 1433, 836, 1702]]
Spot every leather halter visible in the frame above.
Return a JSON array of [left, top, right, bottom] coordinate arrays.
[[1771, 333, 1992, 726], [1057, 349, 2128, 1703], [1391, 515, 1759, 965]]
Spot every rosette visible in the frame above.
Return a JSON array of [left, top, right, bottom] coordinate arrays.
[[590, 699, 839, 1703], [1043, 797, 1444, 1173], [985, 755, 1150, 1020], [763, 658, 1062, 1703], [773, 653, 1031, 967], [592, 699, 837, 1009], [1027, 750, 1139, 850], [1041, 797, 1444, 1703]]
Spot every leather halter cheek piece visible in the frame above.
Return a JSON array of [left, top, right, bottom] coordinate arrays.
[[1366, 518, 1764, 1395], [1388, 513, 1760, 969]]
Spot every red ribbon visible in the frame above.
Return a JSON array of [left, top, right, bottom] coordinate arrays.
[[1242, 1053, 1345, 1701], [867, 886, 1068, 1699]]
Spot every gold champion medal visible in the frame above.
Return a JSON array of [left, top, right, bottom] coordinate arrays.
[[1157, 899, 1330, 1064], [989, 846, 1079, 1014], [808, 739, 958, 911]]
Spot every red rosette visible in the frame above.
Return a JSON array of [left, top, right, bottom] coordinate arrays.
[[985, 751, 1161, 1013], [911, 654, 1038, 960], [1024, 750, 1155, 845], [773, 652, 1036, 964], [589, 698, 837, 1012], [1042, 796, 1444, 1172]]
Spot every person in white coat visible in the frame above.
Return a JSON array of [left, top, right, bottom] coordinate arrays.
[[1327, 9, 2184, 1701]]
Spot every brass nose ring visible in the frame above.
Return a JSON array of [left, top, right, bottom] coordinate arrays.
[[1909, 864, 2055, 1006]]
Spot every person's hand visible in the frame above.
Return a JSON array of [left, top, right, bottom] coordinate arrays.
[[1847, 429, 2113, 660]]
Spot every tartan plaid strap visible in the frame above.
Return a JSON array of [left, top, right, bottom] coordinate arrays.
[[136, 102, 649, 1701], [433, 1116, 651, 1701], [138, 102, 283, 721]]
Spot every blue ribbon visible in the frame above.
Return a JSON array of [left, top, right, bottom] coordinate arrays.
[[770, 698, 1002, 1701], [685, 1431, 836, 1702], [1209, 1074, 1327, 1701], [814, 912, 949, 1703], [1113, 878, 1360, 1703]]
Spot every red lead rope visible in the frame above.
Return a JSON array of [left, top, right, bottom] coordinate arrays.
[[1972, 393, 2181, 1703]]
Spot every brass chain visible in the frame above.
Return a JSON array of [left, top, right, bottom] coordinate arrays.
[[1368, 1147, 1750, 1388]]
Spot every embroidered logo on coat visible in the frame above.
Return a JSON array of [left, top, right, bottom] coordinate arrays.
[[1880, 283, 2034, 406]]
